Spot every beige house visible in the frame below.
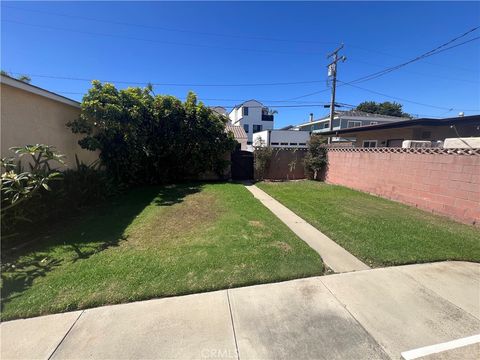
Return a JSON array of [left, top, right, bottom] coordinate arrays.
[[322, 115, 480, 147], [1, 75, 98, 167]]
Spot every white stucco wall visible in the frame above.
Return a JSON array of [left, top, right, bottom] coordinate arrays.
[[228, 100, 274, 143], [253, 130, 310, 148]]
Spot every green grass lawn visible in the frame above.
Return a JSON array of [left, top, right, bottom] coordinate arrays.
[[257, 181, 480, 267], [1, 182, 322, 321]]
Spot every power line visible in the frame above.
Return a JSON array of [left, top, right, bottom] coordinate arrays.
[[337, 80, 480, 112], [3, 19, 322, 56], [347, 28, 480, 85], [346, 44, 477, 73], [352, 58, 479, 84], [288, 27, 480, 102], [9, 72, 324, 88], [4, 5, 335, 46], [5, 5, 478, 79]]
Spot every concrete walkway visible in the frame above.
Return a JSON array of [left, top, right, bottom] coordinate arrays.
[[244, 183, 370, 273], [2, 261, 479, 360]]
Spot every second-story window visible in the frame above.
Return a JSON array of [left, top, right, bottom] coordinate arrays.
[[253, 124, 263, 133], [243, 107, 249, 116], [243, 124, 249, 133]]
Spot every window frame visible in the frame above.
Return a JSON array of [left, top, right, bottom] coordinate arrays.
[[348, 120, 362, 128], [242, 107, 249, 116], [243, 124, 249, 133], [362, 140, 378, 148], [252, 124, 263, 133]]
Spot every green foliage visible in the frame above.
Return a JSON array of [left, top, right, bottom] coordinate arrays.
[[356, 101, 412, 118], [1, 145, 64, 215], [304, 135, 328, 180], [68, 81, 236, 185], [1, 147, 118, 244], [254, 138, 274, 180]]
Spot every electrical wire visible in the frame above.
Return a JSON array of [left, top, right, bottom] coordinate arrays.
[[3, 5, 335, 46], [2, 19, 322, 56], [337, 80, 480, 112], [349, 35, 480, 85], [7, 71, 324, 87]]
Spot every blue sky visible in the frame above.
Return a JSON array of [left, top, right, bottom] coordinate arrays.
[[2, 1, 479, 128]]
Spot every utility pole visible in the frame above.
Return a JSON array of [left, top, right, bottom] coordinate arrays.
[[327, 44, 347, 143]]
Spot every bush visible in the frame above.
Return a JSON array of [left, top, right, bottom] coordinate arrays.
[[1, 147, 118, 244], [68, 82, 237, 185], [254, 144, 273, 180], [1, 145, 64, 235], [304, 135, 328, 180]]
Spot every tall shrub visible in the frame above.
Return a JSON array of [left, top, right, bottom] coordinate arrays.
[[304, 134, 328, 180], [68, 81, 236, 185]]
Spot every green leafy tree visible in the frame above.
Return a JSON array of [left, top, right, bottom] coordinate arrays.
[[68, 81, 236, 184], [356, 101, 411, 118], [304, 135, 328, 180]]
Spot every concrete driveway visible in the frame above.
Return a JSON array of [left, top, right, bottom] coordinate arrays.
[[2, 261, 479, 360]]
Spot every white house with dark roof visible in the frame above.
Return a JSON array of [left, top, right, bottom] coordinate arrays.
[[228, 100, 274, 146]]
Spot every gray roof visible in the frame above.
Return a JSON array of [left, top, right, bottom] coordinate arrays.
[[230, 99, 265, 111], [321, 114, 480, 136], [333, 110, 410, 120], [225, 125, 247, 140], [296, 110, 409, 127]]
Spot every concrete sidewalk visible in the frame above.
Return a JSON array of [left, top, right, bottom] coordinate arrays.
[[244, 183, 370, 273], [2, 261, 479, 360]]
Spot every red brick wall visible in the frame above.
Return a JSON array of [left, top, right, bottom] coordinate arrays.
[[325, 149, 480, 226]]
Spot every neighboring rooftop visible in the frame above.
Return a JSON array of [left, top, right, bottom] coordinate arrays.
[[322, 114, 480, 136], [225, 124, 248, 139], [296, 110, 410, 127]]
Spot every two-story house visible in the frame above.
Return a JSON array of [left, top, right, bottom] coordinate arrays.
[[228, 100, 274, 146]]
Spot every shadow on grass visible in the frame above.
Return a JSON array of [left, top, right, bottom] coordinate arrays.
[[1, 183, 204, 313]]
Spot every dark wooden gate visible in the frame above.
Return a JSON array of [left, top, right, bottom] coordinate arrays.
[[231, 150, 254, 180]]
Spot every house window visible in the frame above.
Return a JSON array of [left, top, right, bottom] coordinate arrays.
[[253, 124, 263, 133], [370, 121, 378, 125], [243, 124, 249, 133], [271, 142, 279, 145], [421, 131, 431, 139], [247, 141, 252, 145], [387, 139, 403, 147], [281, 142, 288, 146], [290, 142, 298, 146], [323, 123, 329, 128], [243, 107, 249, 116], [299, 143, 307, 146], [348, 121, 362, 128], [363, 140, 377, 148]]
